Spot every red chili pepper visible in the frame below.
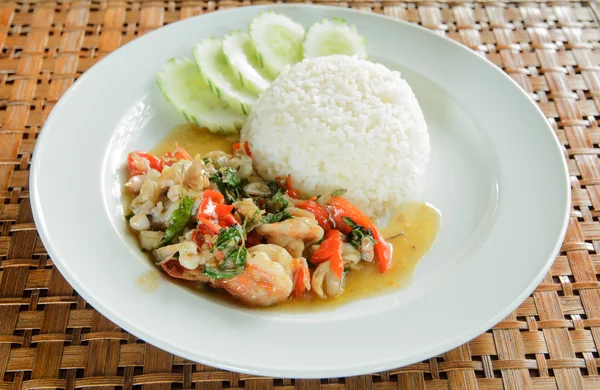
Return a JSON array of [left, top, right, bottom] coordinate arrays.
[[200, 198, 236, 220], [372, 228, 392, 272], [297, 200, 330, 232], [174, 143, 193, 161], [161, 151, 176, 167], [244, 142, 252, 157], [191, 224, 215, 248], [197, 216, 220, 234], [233, 141, 252, 157], [198, 190, 239, 229], [214, 205, 238, 225], [326, 196, 392, 273], [286, 175, 299, 198], [127, 151, 163, 176], [203, 189, 225, 204], [218, 213, 240, 228], [292, 258, 310, 297], [310, 229, 343, 278]]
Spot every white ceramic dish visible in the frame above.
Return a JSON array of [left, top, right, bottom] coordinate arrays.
[[30, 5, 569, 378]]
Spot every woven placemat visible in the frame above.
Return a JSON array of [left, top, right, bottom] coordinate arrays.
[[0, 1, 598, 389]]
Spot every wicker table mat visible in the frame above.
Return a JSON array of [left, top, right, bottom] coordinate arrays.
[[0, 0, 599, 389]]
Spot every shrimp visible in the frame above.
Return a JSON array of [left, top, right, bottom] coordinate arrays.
[[161, 259, 212, 283], [138, 230, 164, 250], [234, 198, 264, 221], [341, 242, 362, 270], [204, 151, 231, 168], [185, 160, 210, 191], [227, 154, 254, 180], [155, 236, 220, 285], [221, 244, 296, 306], [255, 207, 324, 257], [125, 174, 145, 193], [130, 169, 161, 215], [312, 261, 346, 299]]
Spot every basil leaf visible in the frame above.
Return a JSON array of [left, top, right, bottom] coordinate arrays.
[[271, 189, 288, 210], [224, 167, 241, 187], [261, 211, 292, 224], [221, 245, 247, 270], [342, 216, 358, 229], [331, 188, 347, 197], [205, 210, 252, 281], [215, 224, 244, 250], [266, 179, 280, 194], [203, 267, 237, 280], [210, 167, 244, 204], [125, 212, 134, 221], [159, 197, 194, 247], [342, 216, 376, 249]]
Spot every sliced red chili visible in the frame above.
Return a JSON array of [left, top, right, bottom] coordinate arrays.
[[326, 196, 391, 273], [191, 224, 215, 248], [297, 200, 331, 232], [174, 143, 193, 160], [203, 189, 225, 204], [310, 229, 343, 278], [127, 151, 163, 175], [233, 141, 252, 157], [286, 175, 299, 198]]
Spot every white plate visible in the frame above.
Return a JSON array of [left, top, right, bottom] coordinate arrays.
[[30, 5, 569, 378]]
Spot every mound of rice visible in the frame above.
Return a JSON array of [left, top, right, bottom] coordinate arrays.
[[241, 55, 429, 218]]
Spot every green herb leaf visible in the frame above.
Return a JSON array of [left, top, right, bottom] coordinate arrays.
[[261, 211, 292, 224], [331, 188, 348, 197], [251, 180, 288, 211], [224, 167, 240, 187], [125, 212, 134, 221], [215, 224, 244, 250], [342, 216, 358, 229], [210, 167, 244, 204], [207, 222, 248, 280], [342, 216, 376, 249], [203, 267, 237, 279], [159, 197, 194, 247], [271, 189, 288, 210], [266, 180, 280, 194], [221, 245, 247, 270]]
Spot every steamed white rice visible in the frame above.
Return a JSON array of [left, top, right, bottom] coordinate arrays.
[[241, 55, 429, 218]]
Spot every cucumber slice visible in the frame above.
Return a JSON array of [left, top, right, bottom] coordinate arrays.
[[303, 18, 367, 59], [223, 31, 273, 94], [249, 12, 305, 77], [157, 57, 245, 134], [193, 38, 257, 115]]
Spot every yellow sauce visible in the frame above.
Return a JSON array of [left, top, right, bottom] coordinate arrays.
[[151, 123, 238, 157], [136, 124, 441, 310], [136, 270, 161, 292], [271, 201, 440, 311]]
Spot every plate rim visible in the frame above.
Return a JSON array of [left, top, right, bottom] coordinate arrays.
[[29, 3, 571, 378]]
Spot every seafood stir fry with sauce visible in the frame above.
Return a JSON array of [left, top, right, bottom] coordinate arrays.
[[124, 142, 393, 306]]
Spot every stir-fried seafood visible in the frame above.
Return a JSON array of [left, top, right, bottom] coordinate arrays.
[[124, 142, 393, 306]]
